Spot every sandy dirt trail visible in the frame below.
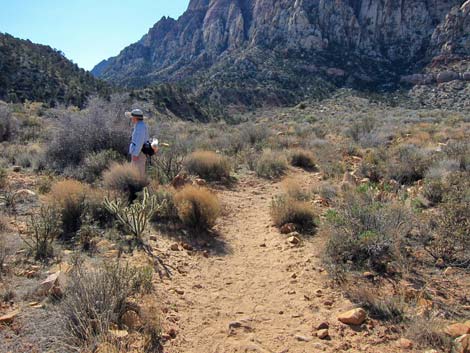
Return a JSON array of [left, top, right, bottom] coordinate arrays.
[[156, 170, 357, 353]]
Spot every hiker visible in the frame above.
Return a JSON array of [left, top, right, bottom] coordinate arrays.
[[127, 108, 149, 177]]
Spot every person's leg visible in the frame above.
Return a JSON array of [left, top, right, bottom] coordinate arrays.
[[131, 153, 146, 177]]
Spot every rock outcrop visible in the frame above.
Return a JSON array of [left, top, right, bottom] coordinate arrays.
[[92, 0, 470, 108]]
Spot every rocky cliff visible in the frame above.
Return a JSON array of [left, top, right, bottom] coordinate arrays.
[[92, 0, 470, 107]]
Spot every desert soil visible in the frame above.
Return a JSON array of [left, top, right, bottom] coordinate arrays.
[[155, 169, 404, 353]]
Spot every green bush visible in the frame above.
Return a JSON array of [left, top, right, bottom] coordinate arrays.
[[79, 149, 123, 183], [325, 190, 412, 273]]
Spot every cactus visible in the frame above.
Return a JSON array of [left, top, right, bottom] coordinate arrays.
[[104, 188, 164, 242]]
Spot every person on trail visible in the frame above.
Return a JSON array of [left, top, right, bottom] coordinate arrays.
[[127, 108, 149, 177]]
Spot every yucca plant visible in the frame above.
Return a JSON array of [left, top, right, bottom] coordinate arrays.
[[104, 188, 163, 243]]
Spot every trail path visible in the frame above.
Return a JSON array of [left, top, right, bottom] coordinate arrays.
[[156, 170, 387, 353]]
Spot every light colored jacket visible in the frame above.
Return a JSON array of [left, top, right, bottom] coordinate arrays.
[[129, 121, 149, 157]]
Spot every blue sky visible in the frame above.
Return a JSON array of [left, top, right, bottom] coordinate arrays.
[[0, 0, 189, 70]]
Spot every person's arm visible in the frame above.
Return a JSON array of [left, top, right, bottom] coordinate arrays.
[[129, 123, 146, 159]]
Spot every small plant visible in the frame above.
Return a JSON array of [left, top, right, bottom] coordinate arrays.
[[271, 195, 317, 234], [150, 187, 179, 221], [48, 180, 90, 240], [349, 288, 406, 323], [406, 315, 453, 351], [0, 167, 7, 189], [185, 151, 231, 182], [59, 261, 155, 349], [289, 149, 317, 171], [103, 163, 148, 202], [0, 233, 9, 277], [21, 206, 62, 261], [386, 144, 432, 185], [255, 150, 288, 179], [174, 186, 221, 231], [324, 190, 412, 273], [104, 188, 163, 246], [282, 178, 311, 201], [80, 149, 124, 183], [422, 179, 445, 206], [77, 215, 100, 253]]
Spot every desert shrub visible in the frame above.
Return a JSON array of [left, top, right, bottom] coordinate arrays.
[[346, 116, 377, 143], [282, 178, 311, 201], [0, 106, 17, 142], [255, 150, 288, 179], [422, 179, 445, 206], [325, 190, 412, 273], [425, 158, 460, 180], [271, 195, 317, 234], [174, 186, 220, 231], [0, 167, 7, 189], [103, 163, 149, 202], [104, 188, 163, 247], [406, 316, 452, 351], [240, 122, 271, 148], [150, 187, 178, 221], [0, 233, 8, 276], [79, 149, 124, 183], [21, 206, 61, 261], [358, 150, 386, 183], [315, 181, 338, 201], [386, 144, 433, 184], [59, 261, 156, 350], [49, 180, 90, 240], [289, 149, 317, 171], [77, 215, 101, 253], [443, 140, 469, 171], [152, 146, 186, 184], [185, 151, 231, 182], [349, 287, 406, 323], [45, 99, 129, 171], [423, 172, 470, 267]]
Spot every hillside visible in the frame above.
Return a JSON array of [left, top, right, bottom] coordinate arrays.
[[0, 33, 109, 107], [93, 0, 470, 108]]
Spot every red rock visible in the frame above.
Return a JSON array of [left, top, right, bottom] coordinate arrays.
[[0, 310, 19, 324], [454, 334, 470, 353], [396, 338, 413, 349], [444, 323, 470, 338], [338, 308, 367, 325], [280, 223, 296, 234]]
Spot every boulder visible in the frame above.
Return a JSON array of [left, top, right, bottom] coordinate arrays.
[[317, 329, 329, 339], [396, 338, 413, 349], [171, 173, 191, 189], [454, 334, 470, 353], [445, 323, 470, 338], [37, 272, 61, 297], [120, 310, 142, 330], [0, 309, 19, 324], [437, 71, 460, 83], [337, 308, 367, 325]]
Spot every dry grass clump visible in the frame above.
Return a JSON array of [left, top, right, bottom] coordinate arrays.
[[59, 261, 159, 351], [185, 151, 231, 182], [405, 315, 453, 351], [174, 186, 221, 231], [289, 149, 317, 171], [282, 178, 311, 201], [150, 187, 178, 221], [423, 172, 470, 267], [48, 180, 90, 239], [255, 150, 288, 179], [271, 195, 317, 234], [103, 163, 148, 202], [348, 287, 406, 323], [324, 190, 412, 274], [79, 149, 124, 183]]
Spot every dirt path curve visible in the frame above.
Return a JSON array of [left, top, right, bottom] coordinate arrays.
[[157, 170, 347, 353]]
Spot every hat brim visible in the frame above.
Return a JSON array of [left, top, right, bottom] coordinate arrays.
[[125, 111, 145, 119]]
